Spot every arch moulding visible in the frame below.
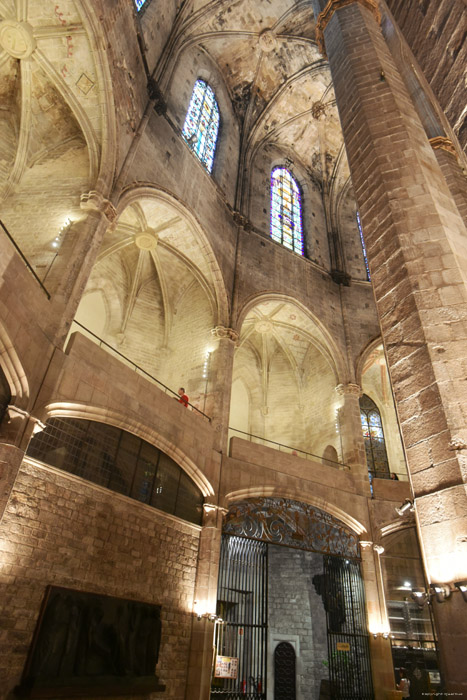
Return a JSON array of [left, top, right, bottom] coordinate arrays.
[[39, 401, 215, 498]]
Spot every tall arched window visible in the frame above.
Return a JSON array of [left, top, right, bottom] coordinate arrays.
[[360, 394, 390, 479], [182, 79, 220, 173], [270, 167, 304, 255], [356, 211, 370, 281]]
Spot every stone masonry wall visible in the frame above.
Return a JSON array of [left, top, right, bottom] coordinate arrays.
[[268, 546, 327, 700], [385, 0, 467, 151], [0, 459, 200, 699]]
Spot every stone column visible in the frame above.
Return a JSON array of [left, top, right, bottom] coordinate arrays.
[[44, 191, 117, 346], [315, 0, 467, 691], [186, 503, 224, 700], [335, 383, 370, 494], [0, 406, 41, 521], [360, 541, 395, 700], [429, 138, 467, 225], [204, 327, 238, 453]]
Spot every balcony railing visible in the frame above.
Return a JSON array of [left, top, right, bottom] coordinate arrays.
[[0, 219, 50, 299], [228, 427, 351, 470], [67, 321, 211, 421]]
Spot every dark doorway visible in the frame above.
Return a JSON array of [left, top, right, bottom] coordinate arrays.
[[274, 642, 296, 699]]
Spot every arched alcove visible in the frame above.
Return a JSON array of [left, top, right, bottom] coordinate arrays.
[[73, 190, 227, 408], [357, 342, 407, 480], [231, 296, 342, 456]]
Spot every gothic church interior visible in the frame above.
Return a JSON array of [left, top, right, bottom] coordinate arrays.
[[0, 0, 466, 698]]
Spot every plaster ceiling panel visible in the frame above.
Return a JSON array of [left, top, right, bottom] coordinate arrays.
[[205, 0, 298, 34], [0, 56, 19, 184], [138, 199, 215, 282], [240, 300, 337, 377], [277, 4, 316, 39], [205, 35, 260, 89], [27, 0, 82, 26], [26, 61, 86, 168]]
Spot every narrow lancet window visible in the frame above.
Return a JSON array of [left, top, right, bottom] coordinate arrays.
[[182, 79, 219, 173], [134, 0, 148, 10], [360, 394, 390, 479], [357, 211, 370, 280], [270, 167, 304, 255]]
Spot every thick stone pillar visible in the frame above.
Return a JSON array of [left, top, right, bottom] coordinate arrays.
[[204, 327, 238, 453], [44, 191, 116, 346], [0, 407, 40, 521], [186, 503, 224, 700], [315, 0, 467, 691], [360, 540, 395, 700], [335, 383, 371, 494], [430, 138, 467, 225]]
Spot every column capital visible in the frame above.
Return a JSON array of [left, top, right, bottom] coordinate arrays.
[[80, 190, 117, 223], [359, 539, 374, 549], [315, 0, 381, 57], [373, 544, 385, 555], [202, 502, 228, 528], [211, 326, 239, 343], [429, 136, 458, 158], [335, 382, 362, 397]]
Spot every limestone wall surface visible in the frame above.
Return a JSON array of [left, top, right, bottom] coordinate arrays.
[[0, 458, 200, 700], [268, 546, 327, 700]]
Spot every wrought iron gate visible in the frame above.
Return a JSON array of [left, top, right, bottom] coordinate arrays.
[[316, 556, 374, 699], [211, 535, 267, 699]]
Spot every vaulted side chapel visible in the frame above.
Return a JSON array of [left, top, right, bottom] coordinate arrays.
[[0, 1, 466, 699]]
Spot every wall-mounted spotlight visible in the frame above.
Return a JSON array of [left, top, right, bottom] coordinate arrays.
[[430, 584, 451, 603], [455, 581, 467, 602], [395, 499, 414, 516], [411, 588, 429, 607]]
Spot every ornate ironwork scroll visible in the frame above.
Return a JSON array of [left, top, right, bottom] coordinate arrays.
[[223, 498, 360, 559]]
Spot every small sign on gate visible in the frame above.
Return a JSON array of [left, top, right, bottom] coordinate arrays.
[[215, 656, 238, 679], [336, 642, 350, 652]]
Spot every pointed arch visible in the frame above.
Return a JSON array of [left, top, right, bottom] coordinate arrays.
[[0, 323, 29, 409], [39, 401, 215, 497]]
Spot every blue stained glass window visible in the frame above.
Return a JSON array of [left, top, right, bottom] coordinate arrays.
[[360, 394, 389, 479], [182, 79, 219, 173], [134, 0, 148, 10], [270, 167, 304, 255], [356, 211, 370, 280]]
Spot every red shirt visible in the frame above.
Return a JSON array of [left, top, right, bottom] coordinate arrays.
[[178, 394, 189, 407]]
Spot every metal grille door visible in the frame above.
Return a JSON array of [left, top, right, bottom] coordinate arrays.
[[322, 556, 373, 700], [211, 535, 267, 699]]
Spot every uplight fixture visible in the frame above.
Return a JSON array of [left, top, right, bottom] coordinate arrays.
[[395, 499, 414, 516], [430, 584, 451, 603], [454, 581, 467, 602], [411, 588, 429, 607]]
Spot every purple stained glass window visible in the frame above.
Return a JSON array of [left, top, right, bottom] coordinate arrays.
[[356, 211, 370, 280], [270, 167, 303, 255], [360, 394, 389, 479], [182, 79, 219, 173]]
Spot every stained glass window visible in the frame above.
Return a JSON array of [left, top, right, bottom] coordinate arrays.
[[270, 167, 304, 255], [134, 0, 148, 10], [182, 79, 219, 173], [356, 211, 370, 280], [360, 394, 390, 479]]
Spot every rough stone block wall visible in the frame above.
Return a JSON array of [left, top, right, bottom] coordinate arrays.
[[0, 459, 200, 699], [385, 0, 467, 151], [268, 546, 327, 700]]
